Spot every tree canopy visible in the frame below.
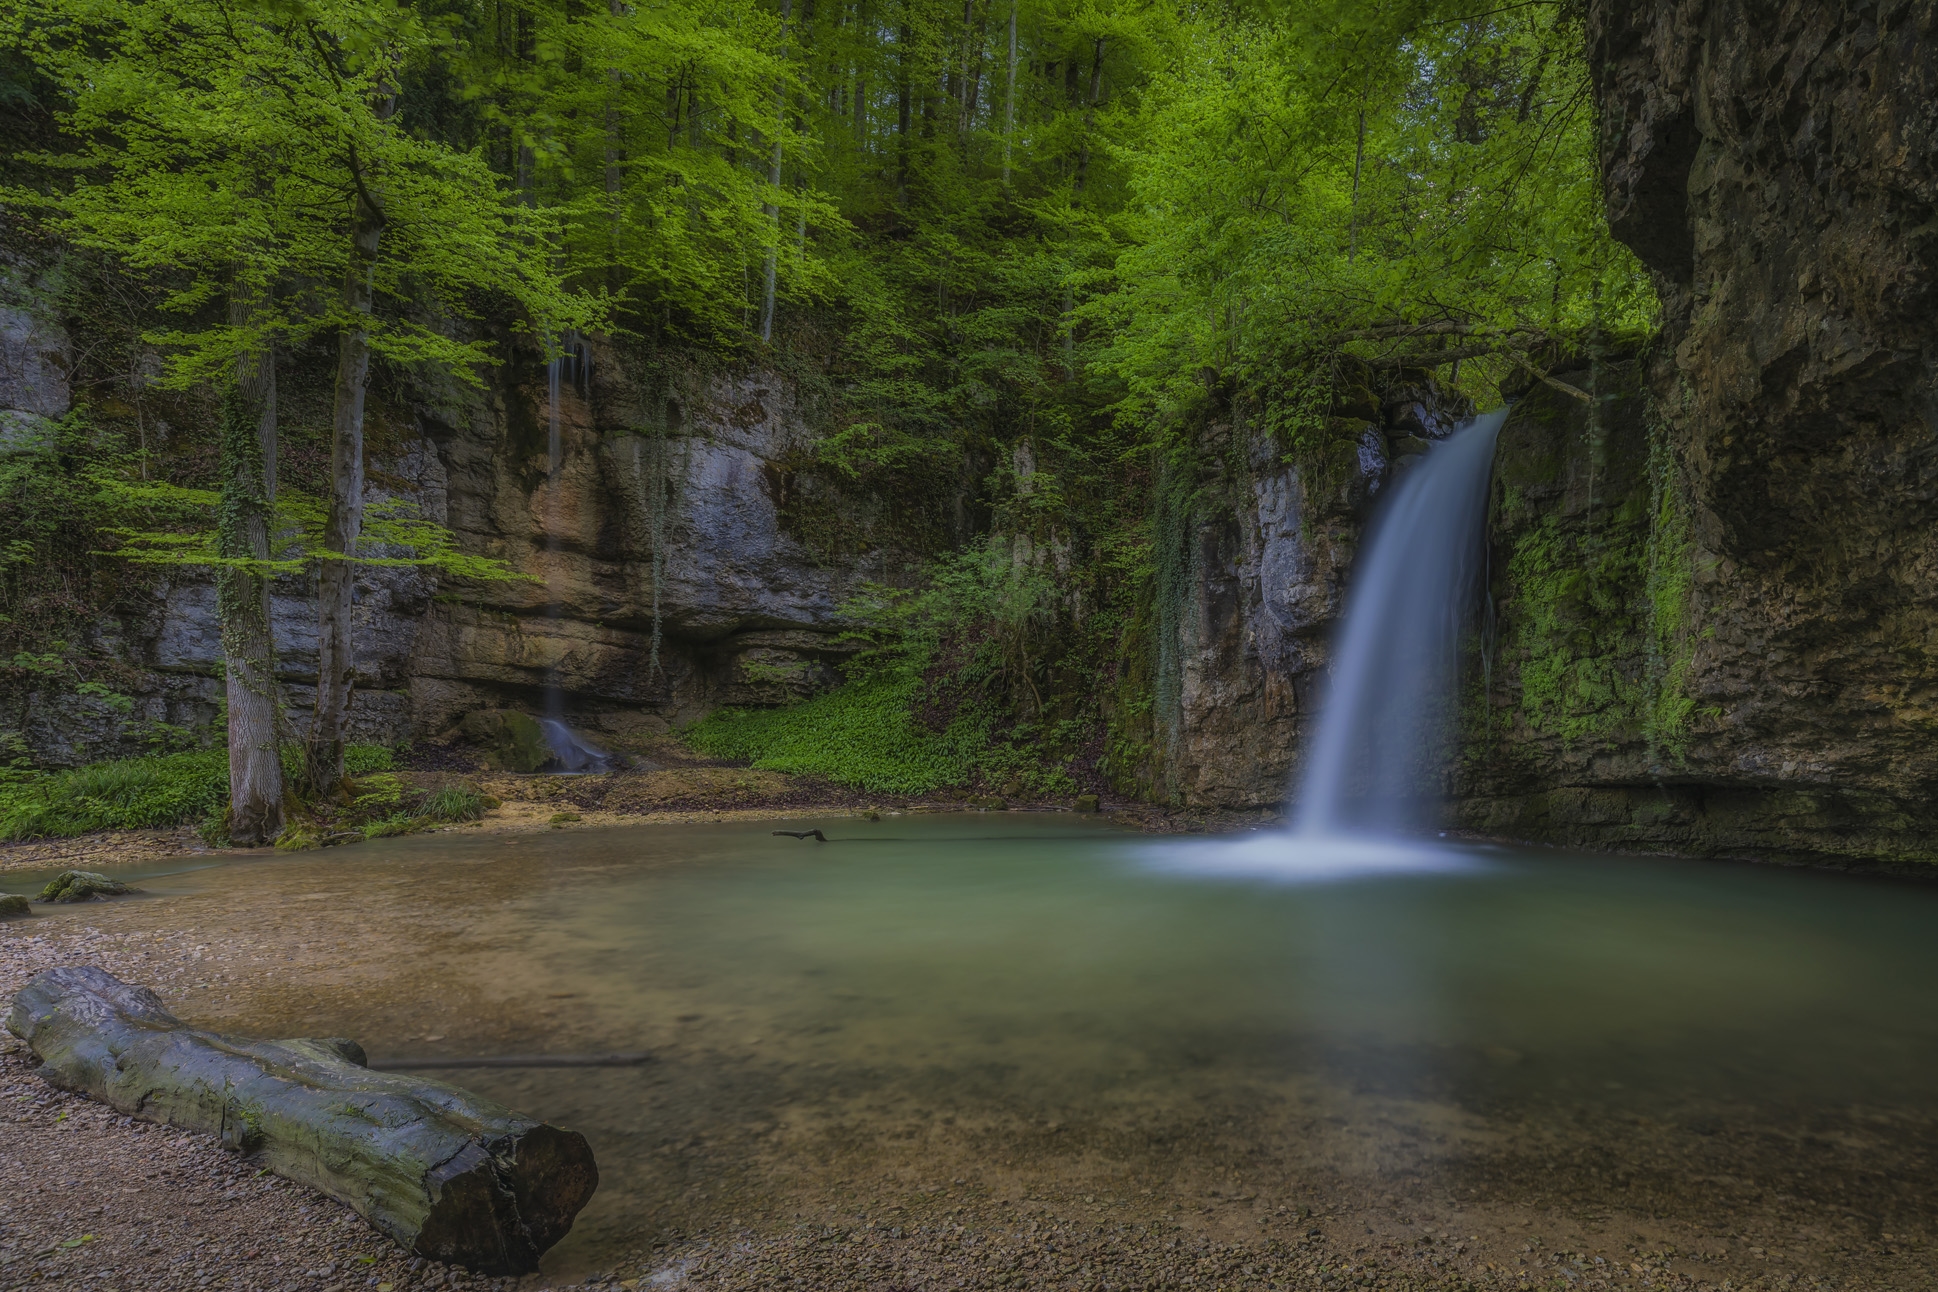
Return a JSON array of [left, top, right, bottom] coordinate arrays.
[[6, 0, 1646, 439], [1, 0, 1654, 802]]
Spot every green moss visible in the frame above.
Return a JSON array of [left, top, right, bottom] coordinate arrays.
[[686, 662, 1083, 799], [1504, 514, 1647, 747], [1642, 435, 1697, 759]]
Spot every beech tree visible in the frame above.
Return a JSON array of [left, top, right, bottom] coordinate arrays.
[[9, 0, 593, 820]]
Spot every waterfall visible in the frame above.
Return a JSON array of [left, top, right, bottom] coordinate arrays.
[[536, 340, 611, 772], [543, 351, 565, 726], [630, 420, 673, 682], [1294, 408, 1507, 836], [538, 717, 612, 774]]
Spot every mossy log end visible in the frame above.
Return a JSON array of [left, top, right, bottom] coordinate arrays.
[[6, 966, 598, 1274]]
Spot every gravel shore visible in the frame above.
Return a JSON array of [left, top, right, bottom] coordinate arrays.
[[3, 830, 1931, 1292]]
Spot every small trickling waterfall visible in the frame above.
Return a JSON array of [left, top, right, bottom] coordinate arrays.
[[542, 349, 567, 728], [539, 338, 607, 772], [1294, 408, 1508, 835], [538, 717, 613, 773]]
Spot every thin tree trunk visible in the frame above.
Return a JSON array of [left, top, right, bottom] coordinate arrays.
[[1072, 36, 1103, 197], [854, 0, 869, 152], [896, 15, 911, 203], [605, 0, 626, 292], [217, 290, 285, 846], [1064, 37, 1103, 378], [1001, 0, 1017, 184], [759, 0, 794, 344], [1348, 103, 1366, 263], [310, 115, 391, 796]]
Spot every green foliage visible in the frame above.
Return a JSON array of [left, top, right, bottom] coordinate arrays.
[[1093, 2, 1654, 431], [689, 538, 1089, 795], [0, 749, 228, 840], [688, 672, 968, 793], [350, 771, 408, 813], [0, 413, 128, 677], [0, 730, 36, 786], [90, 460, 540, 586], [1505, 512, 1646, 747], [4, 0, 597, 385], [420, 783, 488, 823], [343, 744, 396, 775], [442, 0, 814, 343], [0, 741, 398, 841]]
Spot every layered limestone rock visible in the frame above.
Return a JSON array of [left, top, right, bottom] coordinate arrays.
[[1517, 0, 1938, 864], [405, 359, 872, 740], [1, 315, 888, 765]]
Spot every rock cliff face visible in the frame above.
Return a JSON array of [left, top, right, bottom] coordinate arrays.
[[1147, 374, 1467, 810], [1, 325, 892, 765], [1513, 0, 1938, 864], [403, 356, 879, 742]]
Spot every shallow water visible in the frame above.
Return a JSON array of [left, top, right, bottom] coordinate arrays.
[[14, 815, 1938, 1278]]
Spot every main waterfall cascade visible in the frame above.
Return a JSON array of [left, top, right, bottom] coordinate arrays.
[[1146, 409, 1507, 883], [1296, 408, 1509, 835]]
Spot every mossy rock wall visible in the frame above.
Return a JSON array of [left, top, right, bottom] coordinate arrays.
[[1454, 360, 1938, 868]]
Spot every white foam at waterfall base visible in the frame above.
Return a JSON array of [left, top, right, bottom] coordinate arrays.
[[538, 718, 612, 774], [1137, 831, 1490, 884]]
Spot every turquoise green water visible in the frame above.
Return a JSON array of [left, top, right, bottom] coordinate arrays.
[[15, 814, 1938, 1271]]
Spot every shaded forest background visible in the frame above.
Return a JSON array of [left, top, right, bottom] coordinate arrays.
[[0, 0, 1656, 828]]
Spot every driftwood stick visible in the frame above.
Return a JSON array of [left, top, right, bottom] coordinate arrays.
[[374, 1052, 652, 1071], [6, 966, 598, 1275]]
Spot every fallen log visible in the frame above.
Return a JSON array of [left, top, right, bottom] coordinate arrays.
[[6, 966, 598, 1275]]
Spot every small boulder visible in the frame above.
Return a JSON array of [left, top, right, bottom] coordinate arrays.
[[455, 710, 551, 773], [1073, 794, 1101, 814], [0, 893, 30, 918], [37, 870, 135, 903]]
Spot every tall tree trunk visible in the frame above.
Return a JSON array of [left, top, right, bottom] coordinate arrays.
[[310, 143, 389, 796], [759, 0, 795, 343], [1348, 101, 1366, 263], [605, 0, 626, 292], [1072, 36, 1104, 197], [1001, 0, 1017, 183], [896, 15, 912, 203], [217, 292, 285, 846]]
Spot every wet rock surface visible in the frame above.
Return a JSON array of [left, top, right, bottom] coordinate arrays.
[[1519, 0, 1938, 864], [1148, 370, 1472, 809], [455, 710, 553, 774], [38, 870, 135, 903]]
